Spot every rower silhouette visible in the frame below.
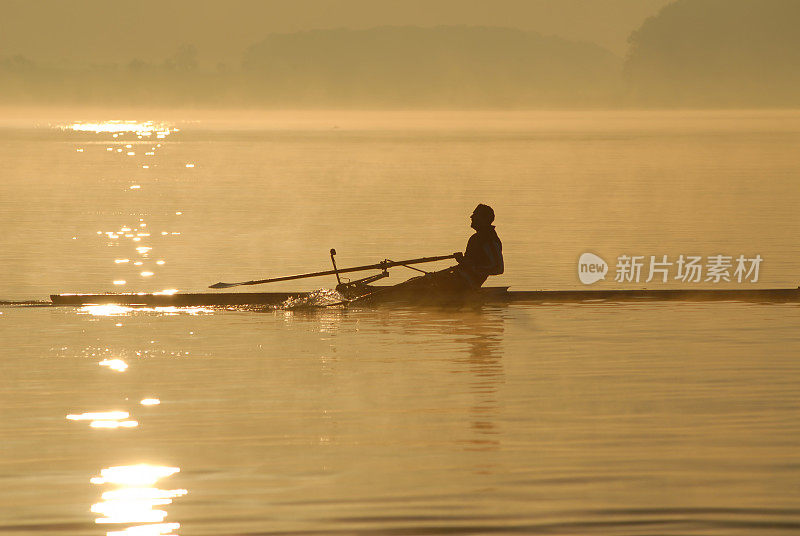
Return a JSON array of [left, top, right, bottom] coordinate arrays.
[[453, 203, 504, 289], [339, 204, 503, 304], [399, 203, 503, 297]]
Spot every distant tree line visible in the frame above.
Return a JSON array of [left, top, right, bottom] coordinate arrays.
[[0, 45, 236, 106], [240, 26, 620, 107], [1, 1, 798, 108]]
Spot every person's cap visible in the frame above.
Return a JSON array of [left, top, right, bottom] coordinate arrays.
[[472, 204, 495, 223]]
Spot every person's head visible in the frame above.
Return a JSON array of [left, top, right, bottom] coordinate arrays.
[[470, 203, 495, 230]]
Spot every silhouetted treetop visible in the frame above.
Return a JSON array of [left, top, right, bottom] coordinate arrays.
[[625, 0, 800, 105]]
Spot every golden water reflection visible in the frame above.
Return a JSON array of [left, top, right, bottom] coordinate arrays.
[[99, 358, 129, 372], [66, 411, 138, 429], [61, 121, 175, 137], [91, 464, 186, 535], [64, 119, 184, 289], [106, 523, 180, 536], [90, 420, 139, 429], [67, 411, 129, 421], [78, 305, 213, 317], [80, 305, 131, 316]]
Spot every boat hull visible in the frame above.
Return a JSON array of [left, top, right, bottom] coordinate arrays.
[[49, 287, 800, 306], [50, 292, 300, 307]]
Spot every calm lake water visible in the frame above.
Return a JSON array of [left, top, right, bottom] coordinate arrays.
[[1, 109, 800, 535]]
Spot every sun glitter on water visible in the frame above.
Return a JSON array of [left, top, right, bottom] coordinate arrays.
[[59, 120, 176, 137], [90, 464, 187, 534]]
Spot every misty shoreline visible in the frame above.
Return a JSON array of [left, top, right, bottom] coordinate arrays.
[[2, 1, 798, 109]]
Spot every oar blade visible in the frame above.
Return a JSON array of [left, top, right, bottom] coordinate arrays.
[[209, 281, 235, 289]]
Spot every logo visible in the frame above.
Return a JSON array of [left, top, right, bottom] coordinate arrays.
[[576, 253, 763, 285], [578, 253, 608, 285]]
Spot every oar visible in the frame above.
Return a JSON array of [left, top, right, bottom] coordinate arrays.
[[209, 253, 458, 289]]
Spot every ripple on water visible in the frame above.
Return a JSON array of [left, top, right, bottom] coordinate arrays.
[[278, 288, 347, 309]]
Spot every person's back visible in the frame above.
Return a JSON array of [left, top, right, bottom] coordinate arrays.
[[455, 204, 503, 288]]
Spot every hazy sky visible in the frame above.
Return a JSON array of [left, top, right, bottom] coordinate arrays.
[[0, 0, 673, 65]]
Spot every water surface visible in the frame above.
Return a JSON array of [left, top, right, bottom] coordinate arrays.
[[1, 110, 800, 535]]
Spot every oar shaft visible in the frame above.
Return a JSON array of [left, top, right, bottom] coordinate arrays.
[[210, 253, 457, 288]]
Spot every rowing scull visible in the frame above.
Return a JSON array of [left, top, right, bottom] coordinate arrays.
[[50, 287, 800, 306]]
